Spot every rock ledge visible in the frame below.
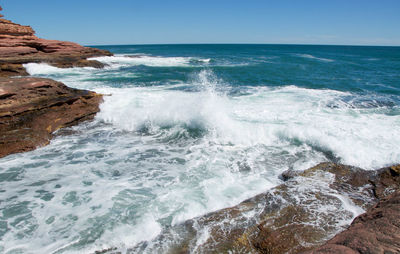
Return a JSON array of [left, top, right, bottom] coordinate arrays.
[[0, 77, 102, 158]]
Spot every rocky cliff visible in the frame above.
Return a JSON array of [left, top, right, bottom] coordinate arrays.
[[0, 6, 112, 77], [0, 6, 109, 157]]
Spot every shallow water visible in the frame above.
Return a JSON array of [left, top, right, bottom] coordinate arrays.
[[0, 44, 399, 253]]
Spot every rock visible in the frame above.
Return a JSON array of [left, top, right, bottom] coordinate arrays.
[[305, 191, 400, 254], [0, 6, 112, 77], [0, 18, 35, 36], [0, 63, 28, 77], [94, 247, 121, 254], [279, 169, 299, 181], [0, 6, 108, 156], [0, 77, 102, 158], [125, 163, 400, 254]]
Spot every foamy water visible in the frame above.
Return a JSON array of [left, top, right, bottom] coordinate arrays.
[[1, 45, 400, 253]]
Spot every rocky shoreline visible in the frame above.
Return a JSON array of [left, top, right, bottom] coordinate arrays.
[[306, 190, 400, 253], [1, 5, 399, 254], [121, 163, 399, 254], [0, 6, 111, 157]]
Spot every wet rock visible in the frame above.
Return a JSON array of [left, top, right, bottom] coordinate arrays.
[[279, 169, 299, 181], [0, 77, 102, 158], [94, 247, 121, 254], [124, 163, 400, 254], [305, 190, 400, 254], [0, 6, 112, 77]]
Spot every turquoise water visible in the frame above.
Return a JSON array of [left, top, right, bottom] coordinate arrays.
[[1, 44, 400, 253]]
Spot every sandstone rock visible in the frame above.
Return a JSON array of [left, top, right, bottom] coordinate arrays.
[[305, 191, 400, 254], [0, 6, 112, 77], [0, 77, 102, 158], [0, 63, 28, 77], [0, 18, 35, 36]]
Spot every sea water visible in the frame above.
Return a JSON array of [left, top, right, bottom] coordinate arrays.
[[0, 44, 399, 253]]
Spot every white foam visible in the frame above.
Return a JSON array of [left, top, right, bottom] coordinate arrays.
[[23, 63, 95, 75], [296, 53, 334, 62], [97, 78, 400, 170], [90, 54, 208, 68], [199, 58, 211, 63], [283, 171, 366, 240], [90, 215, 161, 253]]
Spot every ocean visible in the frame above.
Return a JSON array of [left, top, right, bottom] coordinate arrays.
[[1, 44, 399, 253]]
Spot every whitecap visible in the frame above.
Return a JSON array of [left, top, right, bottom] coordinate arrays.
[[90, 54, 210, 68], [295, 53, 334, 62]]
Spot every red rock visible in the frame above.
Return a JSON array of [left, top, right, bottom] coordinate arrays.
[[0, 6, 112, 77], [304, 191, 400, 254], [0, 63, 29, 77], [0, 77, 103, 158], [0, 46, 38, 56], [0, 6, 108, 157], [0, 19, 35, 36]]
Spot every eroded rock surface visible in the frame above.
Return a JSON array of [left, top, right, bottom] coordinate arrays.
[[0, 77, 102, 157], [0, 6, 112, 77], [120, 163, 400, 254], [305, 190, 400, 254]]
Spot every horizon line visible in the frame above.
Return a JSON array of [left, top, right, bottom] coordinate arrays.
[[86, 42, 400, 48]]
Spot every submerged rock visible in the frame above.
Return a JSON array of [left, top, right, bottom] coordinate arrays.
[[116, 162, 400, 254], [0, 77, 102, 157], [0, 5, 112, 77]]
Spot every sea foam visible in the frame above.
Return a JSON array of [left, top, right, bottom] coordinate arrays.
[[90, 54, 210, 68]]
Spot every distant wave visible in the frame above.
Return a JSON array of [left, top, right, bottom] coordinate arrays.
[[295, 53, 334, 62], [90, 54, 211, 68], [365, 58, 380, 61]]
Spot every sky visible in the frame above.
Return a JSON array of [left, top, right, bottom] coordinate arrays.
[[1, 0, 400, 46]]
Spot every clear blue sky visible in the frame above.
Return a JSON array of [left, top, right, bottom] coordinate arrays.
[[1, 0, 399, 46]]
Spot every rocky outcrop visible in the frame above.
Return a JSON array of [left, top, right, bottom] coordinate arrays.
[[305, 190, 400, 254], [0, 6, 112, 77], [124, 163, 400, 254], [250, 164, 400, 254], [0, 77, 102, 158], [0, 5, 109, 157]]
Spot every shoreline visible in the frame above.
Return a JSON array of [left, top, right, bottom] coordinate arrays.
[[112, 162, 399, 253], [1, 5, 399, 254]]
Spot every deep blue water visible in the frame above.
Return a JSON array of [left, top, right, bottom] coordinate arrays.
[[94, 44, 400, 95]]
